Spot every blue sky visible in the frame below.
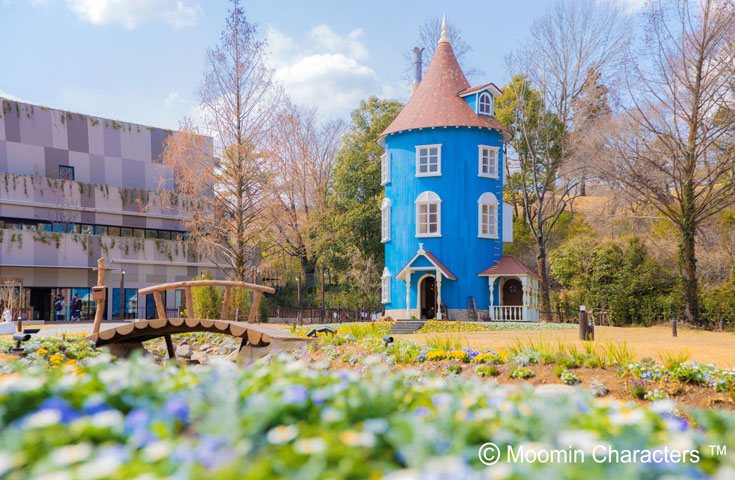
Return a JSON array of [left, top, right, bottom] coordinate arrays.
[[0, 0, 643, 130]]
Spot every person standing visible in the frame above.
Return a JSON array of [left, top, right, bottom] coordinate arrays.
[[54, 293, 65, 322], [71, 294, 82, 321]]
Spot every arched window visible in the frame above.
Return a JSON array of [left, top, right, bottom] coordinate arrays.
[[478, 192, 498, 238], [478, 92, 492, 115], [415, 191, 441, 237], [381, 267, 392, 304], [381, 197, 391, 243]]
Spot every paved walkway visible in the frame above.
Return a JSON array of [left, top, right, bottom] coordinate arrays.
[[30, 322, 128, 338]]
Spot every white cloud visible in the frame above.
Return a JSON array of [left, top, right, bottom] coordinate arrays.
[[64, 0, 202, 29], [266, 25, 390, 118], [164, 92, 181, 108]]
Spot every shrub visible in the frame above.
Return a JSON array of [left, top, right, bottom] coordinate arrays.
[[552, 364, 567, 378], [560, 370, 581, 385], [644, 389, 668, 401], [475, 364, 500, 377], [671, 363, 707, 384], [606, 341, 635, 367], [658, 349, 692, 369], [555, 354, 578, 369], [590, 378, 609, 397], [582, 355, 603, 369], [630, 381, 648, 399], [509, 366, 534, 379], [446, 364, 462, 375]]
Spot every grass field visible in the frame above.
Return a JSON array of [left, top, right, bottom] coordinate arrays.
[[405, 325, 735, 368]]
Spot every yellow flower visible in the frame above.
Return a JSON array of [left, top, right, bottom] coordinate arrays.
[[49, 353, 64, 364], [35, 348, 48, 355], [63, 359, 77, 367]]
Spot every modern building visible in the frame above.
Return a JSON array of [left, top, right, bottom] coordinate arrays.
[[0, 97, 223, 322], [379, 17, 540, 322]]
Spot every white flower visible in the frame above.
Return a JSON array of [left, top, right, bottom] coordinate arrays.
[[142, 441, 171, 461], [267, 425, 298, 444], [0, 452, 12, 477], [294, 437, 327, 454], [50, 443, 93, 466], [25, 409, 61, 429], [89, 410, 123, 429]]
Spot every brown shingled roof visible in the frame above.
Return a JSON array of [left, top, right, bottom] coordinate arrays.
[[477, 255, 540, 279], [380, 42, 507, 139]]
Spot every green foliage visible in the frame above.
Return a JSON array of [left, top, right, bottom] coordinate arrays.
[[509, 366, 535, 379], [445, 364, 462, 375], [560, 370, 581, 385], [475, 364, 501, 377], [312, 97, 401, 283], [550, 234, 676, 324], [191, 271, 222, 319], [424, 334, 465, 351]]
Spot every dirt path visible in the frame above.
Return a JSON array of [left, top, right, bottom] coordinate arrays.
[[404, 325, 735, 368]]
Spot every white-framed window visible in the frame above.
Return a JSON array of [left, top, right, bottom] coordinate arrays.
[[478, 192, 499, 238], [381, 152, 391, 185], [416, 144, 441, 177], [380, 197, 391, 243], [478, 145, 499, 178], [479, 92, 492, 115], [415, 191, 441, 237], [381, 267, 392, 304]]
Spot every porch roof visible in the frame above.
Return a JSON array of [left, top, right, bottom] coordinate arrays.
[[396, 245, 458, 281], [477, 255, 539, 279]]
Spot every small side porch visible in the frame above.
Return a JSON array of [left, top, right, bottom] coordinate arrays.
[[478, 256, 540, 322]]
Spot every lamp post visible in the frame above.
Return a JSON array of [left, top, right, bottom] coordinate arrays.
[[119, 269, 126, 321]]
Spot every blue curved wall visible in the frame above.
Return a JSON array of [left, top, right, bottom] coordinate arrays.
[[383, 126, 504, 312]]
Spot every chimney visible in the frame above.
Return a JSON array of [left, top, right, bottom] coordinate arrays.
[[412, 47, 425, 95]]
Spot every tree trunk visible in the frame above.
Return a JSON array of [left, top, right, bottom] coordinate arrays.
[[679, 210, 699, 325], [579, 176, 586, 196], [536, 238, 552, 322]]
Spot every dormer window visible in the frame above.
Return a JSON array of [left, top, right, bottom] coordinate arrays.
[[479, 92, 492, 116], [416, 145, 441, 177]]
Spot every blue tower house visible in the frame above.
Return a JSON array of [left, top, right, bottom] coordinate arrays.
[[379, 17, 539, 322]]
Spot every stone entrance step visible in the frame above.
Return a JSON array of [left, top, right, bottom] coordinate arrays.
[[389, 320, 426, 335]]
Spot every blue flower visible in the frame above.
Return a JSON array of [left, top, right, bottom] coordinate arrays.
[[37, 397, 81, 424], [162, 395, 190, 423], [83, 399, 112, 415]]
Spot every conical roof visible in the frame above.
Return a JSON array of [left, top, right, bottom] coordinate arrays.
[[380, 41, 507, 139]]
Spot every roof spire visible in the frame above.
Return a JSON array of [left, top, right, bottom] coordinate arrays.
[[439, 13, 449, 44]]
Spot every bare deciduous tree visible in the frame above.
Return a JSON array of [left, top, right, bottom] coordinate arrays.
[[402, 16, 482, 86], [501, 0, 629, 317], [161, 0, 281, 281], [590, 0, 735, 324], [266, 102, 345, 283]]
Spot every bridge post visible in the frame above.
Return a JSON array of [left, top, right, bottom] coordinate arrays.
[[248, 291, 262, 323], [185, 287, 194, 318], [221, 286, 232, 320], [92, 258, 109, 336]]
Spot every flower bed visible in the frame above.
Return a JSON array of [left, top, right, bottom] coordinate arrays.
[[1, 354, 734, 478], [417, 320, 577, 333], [620, 359, 735, 395]]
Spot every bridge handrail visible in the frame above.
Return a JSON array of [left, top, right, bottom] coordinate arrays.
[[139, 280, 275, 296]]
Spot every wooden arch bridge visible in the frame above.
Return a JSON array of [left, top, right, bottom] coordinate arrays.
[[85, 261, 309, 360]]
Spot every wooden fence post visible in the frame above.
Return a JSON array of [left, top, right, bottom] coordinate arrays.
[[578, 306, 588, 341], [672, 317, 677, 337]]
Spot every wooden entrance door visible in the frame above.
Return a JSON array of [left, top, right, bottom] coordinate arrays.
[[420, 276, 436, 319], [502, 279, 523, 306]]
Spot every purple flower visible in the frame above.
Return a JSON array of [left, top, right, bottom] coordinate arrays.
[[432, 393, 452, 407], [413, 406, 430, 418], [195, 435, 234, 470], [283, 385, 309, 404]]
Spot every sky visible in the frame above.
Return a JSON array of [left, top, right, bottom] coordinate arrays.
[[0, 0, 646, 130]]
